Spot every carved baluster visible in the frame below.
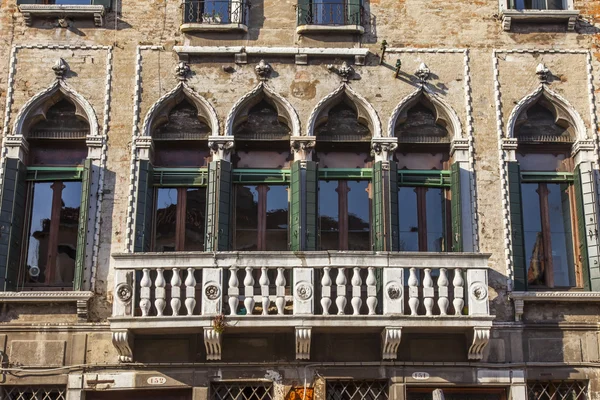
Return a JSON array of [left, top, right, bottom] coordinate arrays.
[[244, 267, 255, 315], [275, 268, 286, 315], [351, 267, 362, 315], [170, 268, 182, 316], [321, 267, 332, 315], [185, 268, 196, 316], [408, 267, 419, 316], [336, 268, 347, 315], [453, 268, 465, 315], [228, 266, 239, 316], [140, 268, 151, 317], [437, 268, 449, 316], [366, 267, 377, 315], [260, 267, 270, 315], [155, 268, 166, 317], [423, 268, 434, 316]]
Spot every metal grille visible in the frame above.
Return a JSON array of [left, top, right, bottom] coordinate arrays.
[[1, 387, 66, 400], [528, 381, 589, 400], [212, 383, 273, 400], [326, 380, 388, 400]]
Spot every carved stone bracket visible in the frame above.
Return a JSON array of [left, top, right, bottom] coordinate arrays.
[[255, 60, 272, 82], [208, 136, 235, 162], [204, 327, 222, 361], [290, 136, 316, 161], [112, 330, 134, 363], [295, 327, 312, 360], [468, 327, 490, 360], [371, 137, 398, 162], [328, 62, 354, 83], [381, 327, 402, 360]]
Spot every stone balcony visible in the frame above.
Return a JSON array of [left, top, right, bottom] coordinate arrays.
[[109, 251, 493, 363]]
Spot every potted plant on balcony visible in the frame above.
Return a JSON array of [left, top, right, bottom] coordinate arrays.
[[202, 12, 223, 23]]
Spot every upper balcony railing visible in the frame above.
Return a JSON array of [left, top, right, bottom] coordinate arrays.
[[296, 2, 367, 33], [181, 0, 250, 32]]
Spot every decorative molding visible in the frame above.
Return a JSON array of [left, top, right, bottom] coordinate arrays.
[[381, 327, 402, 360], [53, 58, 69, 79], [511, 291, 600, 321], [180, 23, 248, 33], [468, 327, 490, 360], [536, 63, 550, 83], [18, 4, 106, 27], [225, 81, 301, 137], [327, 62, 355, 83], [112, 330, 134, 363], [0, 291, 94, 321], [175, 61, 191, 81], [296, 24, 365, 35], [295, 327, 311, 360], [307, 83, 382, 138], [255, 60, 272, 82], [415, 62, 431, 83], [500, 9, 579, 32], [203, 327, 222, 361]]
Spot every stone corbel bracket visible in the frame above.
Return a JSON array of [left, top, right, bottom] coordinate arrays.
[[296, 327, 312, 360], [290, 136, 316, 162], [0, 291, 94, 321], [208, 136, 235, 162], [381, 327, 402, 360], [468, 327, 490, 360], [112, 330, 134, 363], [204, 327, 222, 360], [19, 4, 106, 27]]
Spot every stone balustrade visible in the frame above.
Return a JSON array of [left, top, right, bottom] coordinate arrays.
[[110, 251, 493, 362]]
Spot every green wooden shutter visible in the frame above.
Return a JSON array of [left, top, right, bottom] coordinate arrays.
[[305, 161, 318, 251], [91, 0, 112, 9], [0, 158, 27, 291], [205, 160, 232, 251], [372, 162, 383, 251], [507, 162, 526, 291], [134, 160, 154, 253], [573, 166, 591, 291], [450, 163, 463, 252], [372, 161, 399, 252], [388, 161, 399, 251], [347, 0, 362, 25], [73, 159, 93, 291], [290, 161, 301, 251], [297, 0, 310, 25]]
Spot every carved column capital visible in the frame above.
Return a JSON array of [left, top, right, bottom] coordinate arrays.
[[290, 136, 316, 161], [572, 139, 596, 164], [208, 136, 235, 162], [371, 137, 398, 162], [3, 135, 29, 161], [134, 136, 154, 161], [501, 138, 518, 162], [450, 138, 470, 162]]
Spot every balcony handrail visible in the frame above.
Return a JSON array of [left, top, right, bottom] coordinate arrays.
[[296, 1, 366, 27], [112, 251, 490, 270], [182, 0, 250, 26]]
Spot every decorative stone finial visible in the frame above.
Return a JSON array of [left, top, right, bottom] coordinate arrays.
[[52, 58, 68, 79], [536, 63, 550, 84], [255, 60, 272, 81], [175, 62, 191, 81], [415, 62, 431, 83], [327, 61, 354, 83]]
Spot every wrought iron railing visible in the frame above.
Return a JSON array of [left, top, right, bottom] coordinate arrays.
[[182, 0, 250, 25], [297, 2, 366, 26]]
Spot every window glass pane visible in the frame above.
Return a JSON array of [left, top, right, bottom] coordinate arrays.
[[399, 187, 419, 251], [547, 0, 564, 9], [426, 188, 445, 252], [155, 188, 178, 252], [26, 183, 53, 284], [547, 183, 575, 287], [54, 0, 92, 4], [235, 185, 258, 251], [265, 186, 289, 251], [185, 188, 206, 251], [319, 180, 339, 250], [347, 181, 370, 251], [313, 0, 345, 25], [522, 183, 546, 286], [203, 0, 231, 23], [55, 181, 81, 286]]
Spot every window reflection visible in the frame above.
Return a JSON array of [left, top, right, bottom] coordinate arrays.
[[265, 186, 289, 251], [399, 187, 419, 251], [185, 188, 206, 251], [398, 186, 447, 252], [347, 181, 370, 251], [319, 180, 340, 250], [155, 188, 178, 252], [235, 185, 259, 251]]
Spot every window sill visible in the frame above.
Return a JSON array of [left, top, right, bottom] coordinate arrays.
[[511, 290, 600, 321], [180, 23, 248, 33], [296, 24, 365, 35], [501, 9, 579, 31], [18, 4, 106, 27], [0, 291, 94, 321]]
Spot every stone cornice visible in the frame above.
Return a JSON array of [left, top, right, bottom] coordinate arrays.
[[19, 4, 106, 27], [511, 291, 600, 322], [0, 291, 94, 302]]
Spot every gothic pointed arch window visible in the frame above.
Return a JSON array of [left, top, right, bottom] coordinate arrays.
[[149, 94, 212, 253], [230, 95, 292, 251], [508, 94, 583, 289], [392, 94, 455, 253], [314, 95, 373, 251]]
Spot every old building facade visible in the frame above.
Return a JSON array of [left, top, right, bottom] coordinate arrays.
[[0, 0, 599, 399]]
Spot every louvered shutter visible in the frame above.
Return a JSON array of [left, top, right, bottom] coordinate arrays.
[[297, 0, 310, 25], [372, 161, 399, 252], [290, 161, 301, 251], [134, 160, 154, 252], [305, 161, 318, 251], [73, 158, 93, 290], [205, 160, 232, 251], [0, 158, 27, 291], [507, 162, 526, 291], [347, 0, 362, 24], [91, 0, 112, 9], [573, 166, 592, 291], [450, 163, 463, 252]]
